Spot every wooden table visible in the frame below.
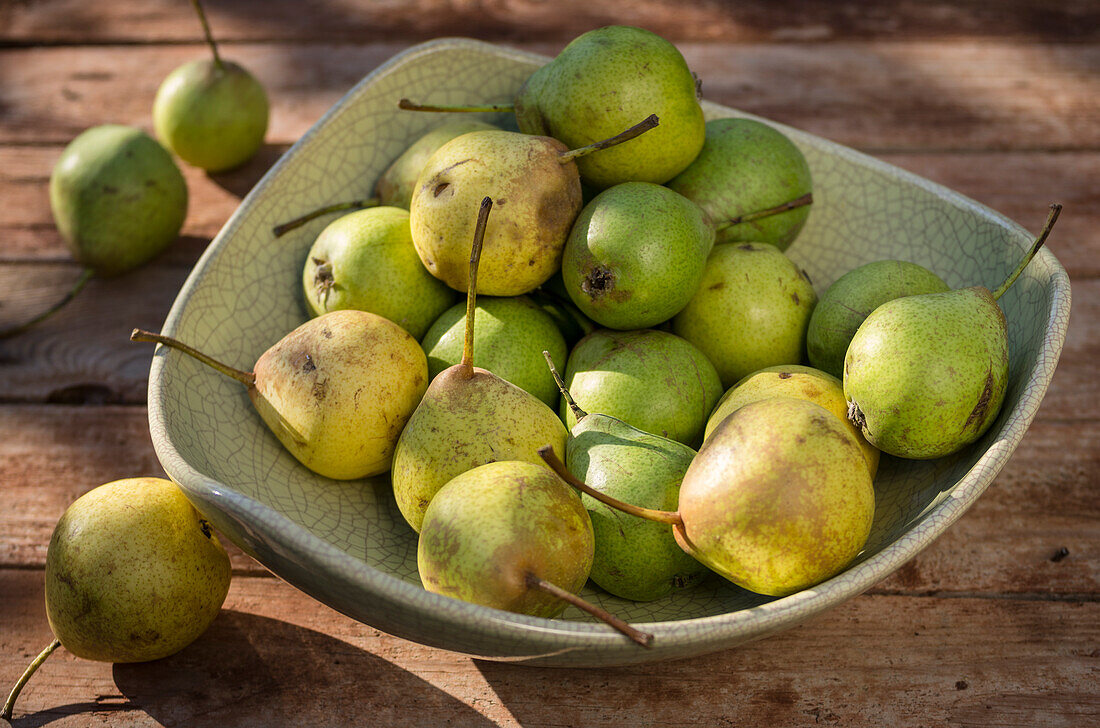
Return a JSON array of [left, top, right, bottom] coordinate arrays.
[[2, 2, 1097, 725]]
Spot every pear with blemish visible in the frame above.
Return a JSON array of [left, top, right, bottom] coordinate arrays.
[[131, 309, 427, 479], [845, 206, 1062, 460], [391, 198, 569, 532], [375, 120, 500, 208]]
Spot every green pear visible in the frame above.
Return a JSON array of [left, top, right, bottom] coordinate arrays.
[[131, 309, 427, 479], [512, 63, 552, 136], [548, 358, 709, 601], [301, 206, 456, 339], [545, 398, 875, 597], [420, 296, 567, 407], [673, 243, 817, 387], [843, 204, 1061, 460], [418, 460, 651, 645], [528, 273, 597, 347], [375, 120, 499, 208], [563, 329, 723, 447], [705, 364, 879, 478], [409, 118, 656, 296], [667, 118, 812, 250], [561, 182, 714, 330], [152, 1, 267, 171], [2, 477, 231, 720], [391, 198, 568, 532], [807, 260, 950, 379]]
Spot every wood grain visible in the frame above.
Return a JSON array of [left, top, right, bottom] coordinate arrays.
[[1, 0, 1096, 44], [2, 570, 1096, 728], [1, 42, 1098, 150]]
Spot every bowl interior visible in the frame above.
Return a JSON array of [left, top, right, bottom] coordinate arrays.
[[148, 39, 1069, 661]]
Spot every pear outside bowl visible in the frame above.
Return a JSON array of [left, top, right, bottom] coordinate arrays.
[[146, 39, 1071, 667]]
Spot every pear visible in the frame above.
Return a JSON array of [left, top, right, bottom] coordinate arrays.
[[673, 243, 817, 387], [409, 117, 657, 296], [418, 460, 651, 646], [561, 182, 715, 330], [375, 120, 499, 208], [131, 309, 427, 479], [2, 125, 188, 339], [420, 296, 567, 407], [390, 198, 569, 532], [3, 477, 230, 720], [547, 353, 709, 601], [542, 396, 876, 597], [301, 206, 456, 339], [528, 272, 597, 347], [401, 26, 704, 189], [667, 118, 813, 250], [806, 260, 950, 379], [844, 205, 1061, 460], [153, 0, 268, 171], [563, 329, 723, 447], [705, 364, 879, 478]]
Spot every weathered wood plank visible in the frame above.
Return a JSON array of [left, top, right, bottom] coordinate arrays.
[[4, 147, 1096, 277], [2, 570, 1096, 727], [1, 42, 1098, 150], [1, 404, 1096, 596], [1, 0, 1096, 44]]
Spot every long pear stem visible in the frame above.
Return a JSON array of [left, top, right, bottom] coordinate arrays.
[[713, 193, 814, 232], [189, 0, 223, 69], [525, 573, 653, 648], [130, 329, 256, 387], [992, 203, 1062, 301], [538, 446, 683, 526], [558, 115, 660, 164], [398, 99, 514, 114], [272, 198, 380, 237], [0, 268, 93, 340], [542, 350, 587, 420], [2, 639, 61, 720], [459, 197, 494, 375]]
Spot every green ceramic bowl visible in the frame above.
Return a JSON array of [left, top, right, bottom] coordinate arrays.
[[146, 39, 1071, 667]]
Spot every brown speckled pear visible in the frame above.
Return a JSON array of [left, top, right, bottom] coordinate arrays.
[[131, 309, 427, 480], [391, 198, 568, 532]]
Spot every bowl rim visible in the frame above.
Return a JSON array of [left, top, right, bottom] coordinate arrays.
[[147, 37, 1073, 657]]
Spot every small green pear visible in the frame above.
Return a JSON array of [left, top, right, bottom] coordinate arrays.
[[844, 205, 1060, 459], [132, 309, 427, 480], [705, 364, 879, 478], [375, 120, 499, 208], [667, 118, 813, 250], [391, 198, 569, 532], [301, 206, 456, 339], [420, 296, 567, 407], [3, 477, 230, 720], [563, 329, 723, 447], [548, 357, 709, 601], [673, 243, 817, 387], [152, 0, 267, 171], [807, 260, 950, 379], [561, 182, 714, 330]]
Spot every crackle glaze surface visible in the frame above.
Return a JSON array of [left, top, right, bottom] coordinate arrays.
[[146, 39, 1071, 667]]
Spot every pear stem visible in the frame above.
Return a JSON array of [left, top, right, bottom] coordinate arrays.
[[524, 573, 653, 647], [712, 192, 814, 232], [459, 197, 494, 375], [398, 99, 514, 114], [542, 350, 587, 420], [2, 639, 61, 721], [189, 0, 223, 70], [130, 329, 256, 387], [272, 198, 380, 237], [538, 446, 683, 526], [558, 114, 660, 164], [0, 268, 94, 340], [991, 203, 1062, 301]]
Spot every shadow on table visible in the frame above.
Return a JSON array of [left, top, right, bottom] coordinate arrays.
[[206, 144, 289, 199], [10, 609, 493, 728]]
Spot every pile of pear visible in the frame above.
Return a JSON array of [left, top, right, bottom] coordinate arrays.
[[136, 25, 1061, 645]]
